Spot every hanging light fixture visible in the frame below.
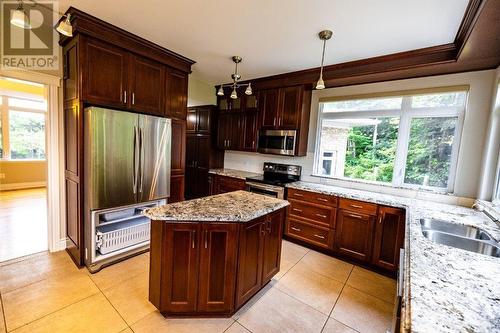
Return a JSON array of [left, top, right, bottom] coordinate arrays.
[[10, 1, 31, 29], [56, 13, 73, 37], [216, 56, 252, 99], [316, 30, 333, 90]]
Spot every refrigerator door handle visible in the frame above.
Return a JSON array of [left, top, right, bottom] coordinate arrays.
[[139, 127, 145, 193], [132, 126, 139, 194]]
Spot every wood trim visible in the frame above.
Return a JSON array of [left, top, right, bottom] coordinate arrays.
[[454, 0, 486, 58], [59, 7, 195, 73]]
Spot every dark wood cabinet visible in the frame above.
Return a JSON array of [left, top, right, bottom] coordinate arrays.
[[170, 119, 186, 202], [241, 110, 259, 151], [169, 175, 185, 203], [259, 85, 307, 130], [261, 210, 283, 284], [185, 106, 223, 200], [211, 175, 246, 195], [259, 89, 281, 129], [280, 86, 302, 129], [129, 55, 164, 115], [165, 69, 188, 119], [160, 223, 200, 313], [83, 39, 128, 108], [334, 209, 375, 262], [198, 223, 238, 313], [217, 113, 241, 150], [372, 206, 405, 271]]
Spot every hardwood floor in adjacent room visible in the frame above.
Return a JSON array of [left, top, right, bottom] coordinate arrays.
[[0, 188, 48, 263]]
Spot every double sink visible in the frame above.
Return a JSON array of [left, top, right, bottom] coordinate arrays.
[[420, 218, 500, 257]]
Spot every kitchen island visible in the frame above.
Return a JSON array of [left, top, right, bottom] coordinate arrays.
[[143, 191, 289, 317]]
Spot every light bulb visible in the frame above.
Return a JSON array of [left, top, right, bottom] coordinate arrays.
[[10, 4, 30, 29], [56, 14, 73, 37], [230, 88, 237, 99], [245, 83, 252, 95], [217, 85, 224, 96], [316, 75, 325, 90]]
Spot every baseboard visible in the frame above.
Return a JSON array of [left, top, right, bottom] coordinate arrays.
[[0, 181, 46, 191], [50, 238, 67, 252]]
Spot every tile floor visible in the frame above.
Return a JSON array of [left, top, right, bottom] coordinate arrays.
[[0, 188, 48, 262], [0, 240, 395, 333]]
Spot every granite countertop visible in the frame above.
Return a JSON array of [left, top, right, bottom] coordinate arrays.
[[208, 168, 261, 180], [286, 181, 500, 333], [143, 190, 289, 222]]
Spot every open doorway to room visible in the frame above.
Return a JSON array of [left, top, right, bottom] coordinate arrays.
[[0, 76, 48, 262]]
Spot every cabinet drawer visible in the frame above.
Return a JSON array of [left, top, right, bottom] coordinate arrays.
[[339, 198, 377, 215], [288, 199, 335, 228], [287, 188, 337, 207], [217, 176, 246, 191], [286, 218, 333, 249]]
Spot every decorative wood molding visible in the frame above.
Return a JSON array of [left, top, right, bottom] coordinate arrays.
[[59, 7, 195, 73], [454, 0, 486, 58]]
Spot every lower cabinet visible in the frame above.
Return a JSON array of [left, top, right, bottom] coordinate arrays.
[[372, 206, 405, 271], [334, 209, 375, 262], [210, 174, 246, 195], [169, 175, 185, 203]]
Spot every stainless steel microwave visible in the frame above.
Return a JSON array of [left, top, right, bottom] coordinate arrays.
[[257, 130, 297, 156]]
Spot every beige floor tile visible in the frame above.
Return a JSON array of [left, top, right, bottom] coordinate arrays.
[[103, 272, 156, 325], [225, 322, 251, 333], [331, 286, 393, 333], [322, 318, 358, 333], [276, 264, 344, 315], [0, 251, 78, 294], [346, 266, 396, 303], [272, 257, 295, 281], [12, 293, 127, 333], [3, 271, 99, 331], [88, 254, 149, 290], [237, 287, 328, 333], [296, 251, 353, 283], [281, 240, 309, 264], [131, 311, 234, 333], [232, 280, 275, 320], [0, 297, 5, 333]]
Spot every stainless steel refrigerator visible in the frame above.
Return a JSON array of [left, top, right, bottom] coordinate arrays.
[[83, 106, 171, 272]]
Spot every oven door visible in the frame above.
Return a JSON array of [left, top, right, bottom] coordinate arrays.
[[245, 182, 284, 199], [258, 130, 296, 156]]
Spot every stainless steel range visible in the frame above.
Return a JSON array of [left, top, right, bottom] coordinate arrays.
[[245, 162, 301, 199]]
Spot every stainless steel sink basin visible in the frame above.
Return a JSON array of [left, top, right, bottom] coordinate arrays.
[[421, 230, 500, 257], [420, 218, 499, 257], [420, 218, 492, 240]]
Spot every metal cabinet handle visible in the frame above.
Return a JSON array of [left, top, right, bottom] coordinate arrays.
[[350, 204, 363, 209], [273, 117, 276, 126], [278, 117, 281, 126], [317, 197, 328, 202], [132, 92, 135, 105], [124, 90, 127, 104], [347, 213, 363, 219], [266, 221, 271, 234], [316, 213, 327, 219], [314, 234, 326, 239], [378, 216, 383, 224], [204, 230, 208, 249], [252, 141, 255, 149], [192, 230, 196, 249], [292, 208, 303, 213], [291, 227, 301, 232], [261, 223, 266, 235]]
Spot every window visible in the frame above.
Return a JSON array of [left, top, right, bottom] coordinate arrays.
[[0, 95, 47, 160], [314, 89, 467, 192]]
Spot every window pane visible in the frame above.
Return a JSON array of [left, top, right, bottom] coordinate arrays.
[[9, 111, 45, 159], [411, 91, 466, 108], [8, 98, 47, 111], [318, 117, 399, 182], [404, 117, 457, 188], [322, 97, 402, 113]]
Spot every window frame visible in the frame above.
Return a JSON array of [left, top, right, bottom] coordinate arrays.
[[493, 153, 500, 204], [313, 88, 467, 193], [0, 95, 47, 161]]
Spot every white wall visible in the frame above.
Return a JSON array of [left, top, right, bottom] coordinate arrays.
[[225, 70, 497, 204], [188, 76, 216, 106]]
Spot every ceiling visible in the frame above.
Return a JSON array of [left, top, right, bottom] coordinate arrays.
[[59, 0, 470, 84]]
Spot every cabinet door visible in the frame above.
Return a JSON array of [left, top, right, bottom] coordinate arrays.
[[217, 113, 230, 149], [166, 69, 188, 119], [372, 207, 405, 271], [217, 176, 246, 194], [259, 89, 280, 129], [186, 108, 197, 133], [169, 174, 185, 203], [185, 136, 198, 199], [129, 56, 164, 115], [196, 107, 211, 134], [228, 113, 242, 150], [198, 223, 238, 313], [241, 110, 258, 151], [279, 86, 302, 129], [261, 210, 284, 284], [236, 218, 264, 308], [195, 136, 211, 197], [162, 223, 200, 313], [335, 209, 375, 262], [84, 39, 128, 108]]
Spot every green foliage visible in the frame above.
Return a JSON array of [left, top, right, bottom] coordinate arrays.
[[9, 111, 45, 159]]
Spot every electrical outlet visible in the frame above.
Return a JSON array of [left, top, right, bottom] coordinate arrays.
[[0, 173, 5, 179]]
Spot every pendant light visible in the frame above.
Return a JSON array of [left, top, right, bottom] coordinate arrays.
[[216, 56, 252, 99], [316, 30, 333, 90], [10, 1, 31, 29], [56, 14, 73, 37]]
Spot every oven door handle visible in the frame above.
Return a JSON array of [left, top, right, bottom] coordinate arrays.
[[245, 182, 284, 199]]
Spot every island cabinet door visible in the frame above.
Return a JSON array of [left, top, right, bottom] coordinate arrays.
[[235, 217, 265, 308], [161, 223, 200, 313], [197, 223, 239, 313], [261, 209, 284, 284]]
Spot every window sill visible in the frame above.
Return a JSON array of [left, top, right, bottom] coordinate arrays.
[[0, 159, 47, 163], [310, 174, 450, 195]]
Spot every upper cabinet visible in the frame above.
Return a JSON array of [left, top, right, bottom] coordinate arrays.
[[129, 55, 165, 116], [165, 69, 188, 119], [259, 85, 307, 130]]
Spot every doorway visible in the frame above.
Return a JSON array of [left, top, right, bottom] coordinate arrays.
[[0, 77, 49, 262]]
